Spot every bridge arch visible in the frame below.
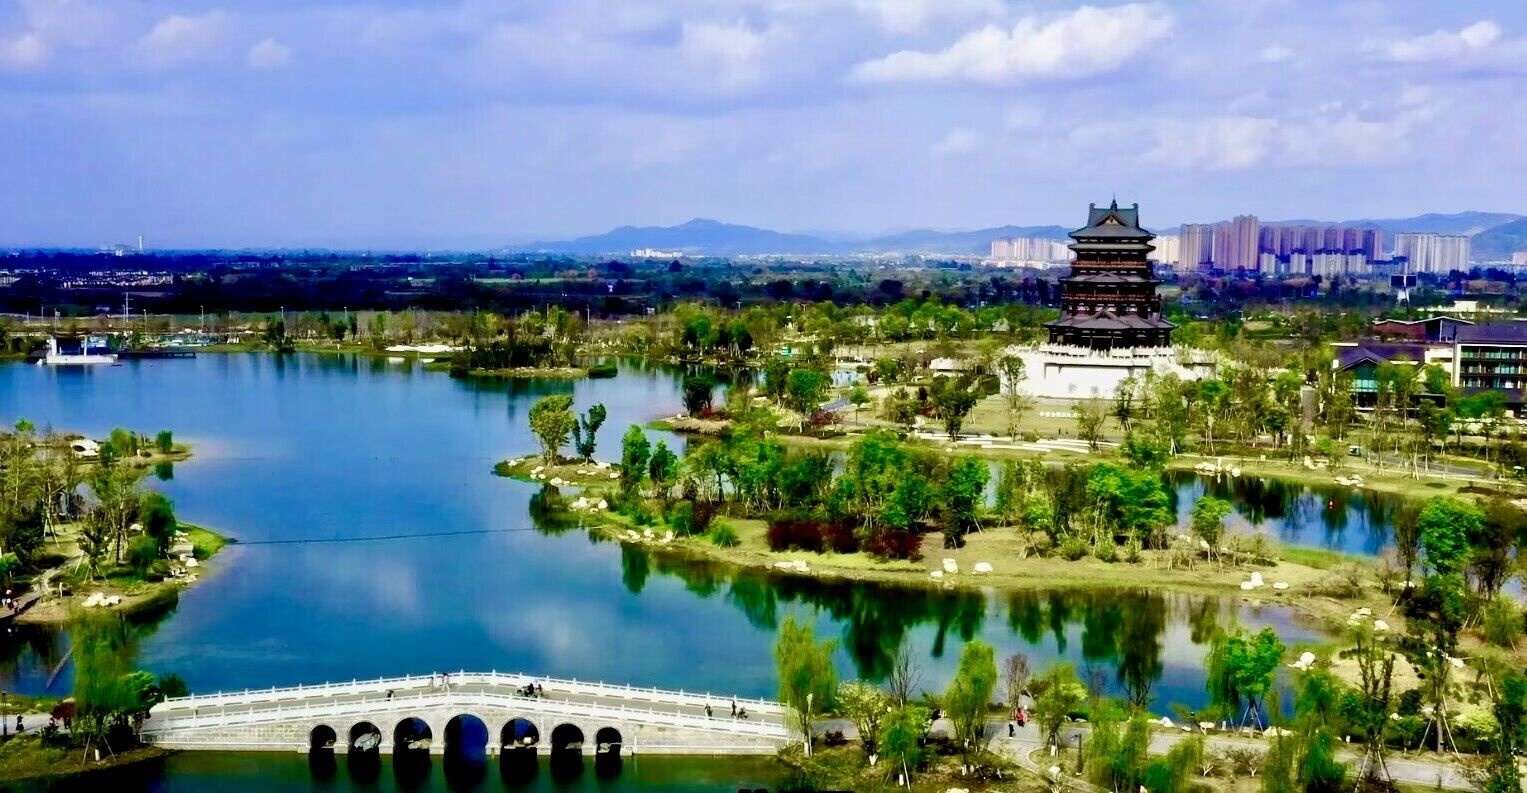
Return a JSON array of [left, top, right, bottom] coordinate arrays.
[[392, 717, 433, 756], [550, 723, 584, 754], [309, 724, 337, 752], [501, 717, 540, 751], [444, 714, 489, 761], [594, 726, 622, 755], [348, 721, 382, 754]]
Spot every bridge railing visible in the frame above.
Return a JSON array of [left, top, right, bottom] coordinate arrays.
[[146, 688, 790, 739], [157, 670, 783, 715]]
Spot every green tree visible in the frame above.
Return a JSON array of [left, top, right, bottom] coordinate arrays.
[[929, 375, 979, 440], [998, 354, 1032, 439], [944, 639, 998, 770], [1481, 672, 1527, 793], [1191, 496, 1232, 565], [648, 441, 679, 508], [527, 395, 575, 464], [154, 430, 174, 454], [571, 403, 607, 462], [1205, 626, 1285, 727], [837, 681, 890, 757], [619, 426, 652, 497], [774, 616, 838, 757], [785, 368, 829, 426], [940, 456, 988, 547], [1073, 399, 1107, 451], [1031, 662, 1086, 749], [1416, 496, 1481, 577], [880, 703, 929, 788], [847, 384, 870, 425], [682, 373, 716, 417]]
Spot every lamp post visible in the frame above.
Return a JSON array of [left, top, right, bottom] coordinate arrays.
[[804, 692, 813, 757]]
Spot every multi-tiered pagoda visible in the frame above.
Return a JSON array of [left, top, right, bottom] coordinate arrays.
[[1045, 201, 1174, 350]]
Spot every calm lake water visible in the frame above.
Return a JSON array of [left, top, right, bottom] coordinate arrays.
[[0, 354, 1370, 787], [11, 752, 787, 792]]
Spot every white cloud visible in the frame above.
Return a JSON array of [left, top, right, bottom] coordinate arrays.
[[679, 20, 767, 91], [1259, 45, 1292, 62], [247, 37, 291, 70], [850, 0, 1003, 34], [932, 128, 981, 156], [851, 3, 1173, 85], [138, 11, 227, 69], [0, 32, 49, 70], [1386, 20, 1500, 63], [1142, 116, 1277, 171]]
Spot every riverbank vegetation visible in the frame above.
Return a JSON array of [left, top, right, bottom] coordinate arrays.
[[0, 420, 226, 625], [775, 583, 1525, 793]]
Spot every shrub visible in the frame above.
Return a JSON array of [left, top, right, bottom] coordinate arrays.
[[1059, 536, 1089, 561], [127, 534, 161, 573], [1123, 537, 1143, 564], [709, 522, 740, 548], [1094, 542, 1118, 563], [767, 512, 826, 553], [863, 529, 922, 561], [1481, 597, 1523, 648], [669, 501, 719, 537]]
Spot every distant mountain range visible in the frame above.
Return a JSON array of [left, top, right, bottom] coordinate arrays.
[[512, 218, 1069, 256], [512, 211, 1525, 258]]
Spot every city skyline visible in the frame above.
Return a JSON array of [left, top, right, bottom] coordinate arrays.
[[2, 1, 1525, 248]]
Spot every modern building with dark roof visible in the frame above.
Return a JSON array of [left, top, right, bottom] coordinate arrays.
[[1045, 201, 1174, 350], [1370, 316, 1472, 343], [1455, 322, 1527, 395]]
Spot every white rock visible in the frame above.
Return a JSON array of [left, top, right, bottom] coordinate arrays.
[[973, 562, 993, 574], [1198, 722, 1216, 731], [1272, 581, 1289, 590], [774, 561, 795, 570], [1159, 717, 1174, 728], [942, 558, 958, 574], [792, 560, 809, 573], [185, 557, 199, 568], [1374, 619, 1390, 632], [595, 499, 608, 511], [609, 472, 619, 479], [1240, 581, 1256, 590], [1249, 572, 1265, 586], [929, 570, 944, 580]]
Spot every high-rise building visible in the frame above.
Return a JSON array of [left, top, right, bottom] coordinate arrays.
[[1151, 234, 1180, 267], [1394, 233, 1470, 273], [989, 237, 1071, 265], [1217, 215, 1261, 270], [1180, 223, 1214, 270], [1045, 200, 1174, 350], [1512, 251, 1527, 266]]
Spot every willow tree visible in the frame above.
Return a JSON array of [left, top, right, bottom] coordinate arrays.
[[774, 617, 837, 757]]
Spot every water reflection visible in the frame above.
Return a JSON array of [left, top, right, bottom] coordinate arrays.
[[1165, 470, 1403, 556], [0, 355, 1321, 715]]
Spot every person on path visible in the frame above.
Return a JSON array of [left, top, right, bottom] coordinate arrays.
[[1008, 721, 1015, 738], [730, 699, 736, 717], [705, 704, 713, 718]]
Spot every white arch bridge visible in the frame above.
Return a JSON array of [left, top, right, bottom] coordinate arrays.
[[143, 671, 792, 757]]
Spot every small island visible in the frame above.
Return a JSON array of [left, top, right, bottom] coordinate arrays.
[[0, 421, 230, 625]]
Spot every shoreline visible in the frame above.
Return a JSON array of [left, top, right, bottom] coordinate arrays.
[[16, 522, 232, 627], [496, 458, 1382, 636]]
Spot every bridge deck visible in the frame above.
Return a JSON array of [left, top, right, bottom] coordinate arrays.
[[145, 671, 791, 756]]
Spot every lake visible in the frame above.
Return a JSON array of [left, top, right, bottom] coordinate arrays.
[[0, 354, 1371, 787]]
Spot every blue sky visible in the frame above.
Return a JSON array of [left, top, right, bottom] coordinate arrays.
[[1, 1, 1524, 248]]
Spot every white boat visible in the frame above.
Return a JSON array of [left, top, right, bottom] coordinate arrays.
[[407, 737, 431, 751], [37, 336, 118, 366], [352, 732, 381, 751]]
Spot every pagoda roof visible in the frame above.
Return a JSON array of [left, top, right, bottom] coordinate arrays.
[[1045, 311, 1175, 331], [1062, 272, 1159, 284], [1070, 200, 1154, 241]]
